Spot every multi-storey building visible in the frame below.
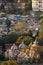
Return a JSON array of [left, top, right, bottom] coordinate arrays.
[[32, 0, 43, 11]]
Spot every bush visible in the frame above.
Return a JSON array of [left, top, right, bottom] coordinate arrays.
[[0, 53, 5, 61], [0, 33, 19, 46], [16, 36, 33, 45], [1, 62, 8, 65], [0, 60, 19, 65]]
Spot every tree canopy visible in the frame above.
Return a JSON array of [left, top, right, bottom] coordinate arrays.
[[16, 36, 33, 45], [38, 21, 43, 45]]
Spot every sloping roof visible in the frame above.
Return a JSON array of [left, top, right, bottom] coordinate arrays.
[[11, 43, 18, 50], [19, 42, 27, 49], [29, 42, 32, 47]]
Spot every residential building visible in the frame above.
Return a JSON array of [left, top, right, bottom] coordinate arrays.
[[32, 0, 43, 11]]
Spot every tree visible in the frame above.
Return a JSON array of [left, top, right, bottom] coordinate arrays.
[[38, 21, 43, 45], [2, 0, 7, 3], [5, 19, 11, 34], [7, 4, 14, 14], [0, 60, 19, 65], [34, 11, 42, 19], [23, 36, 33, 45], [14, 0, 17, 3], [14, 22, 26, 33], [0, 52, 5, 61], [0, 33, 19, 46], [26, 0, 32, 11], [16, 36, 33, 45], [1, 3, 4, 10], [28, 29, 32, 36]]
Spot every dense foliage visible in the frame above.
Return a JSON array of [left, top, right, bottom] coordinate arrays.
[[0, 60, 19, 65], [0, 53, 5, 61], [16, 36, 33, 45], [0, 33, 19, 46], [38, 19, 43, 45]]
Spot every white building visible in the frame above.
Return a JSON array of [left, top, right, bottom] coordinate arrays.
[[32, 0, 43, 11]]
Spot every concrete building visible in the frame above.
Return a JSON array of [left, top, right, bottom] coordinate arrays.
[[32, 0, 43, 11]]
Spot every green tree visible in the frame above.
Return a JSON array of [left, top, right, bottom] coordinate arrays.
[[13, 0, 17, 3], [23, 36, 33, 45], [0, 33, 19, 46], [4, 33, 19, 44], [16, 36, 33, 45], [0, 52, 5, 61], [38, 21, 43, 45], [28, 29, 32, 36], [26, 0, 32, 11], [8, 5, 14, 13], [5, 19, 11, 34], [2, 0, 7, 3]]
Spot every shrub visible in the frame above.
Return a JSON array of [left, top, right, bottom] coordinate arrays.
[[16, 36, 33, 45], [0, 60, 19, 65], [0, 53, 5, 61]]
